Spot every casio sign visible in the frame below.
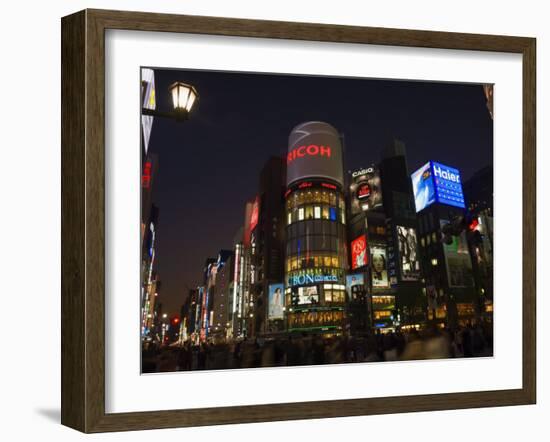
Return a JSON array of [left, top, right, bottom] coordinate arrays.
[[351, 167, 374, 178]]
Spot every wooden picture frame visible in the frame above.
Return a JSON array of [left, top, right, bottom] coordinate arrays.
[[61, 8, 536, 433]]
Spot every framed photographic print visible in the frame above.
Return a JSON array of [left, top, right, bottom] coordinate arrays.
[[61, 9, 536, 433]]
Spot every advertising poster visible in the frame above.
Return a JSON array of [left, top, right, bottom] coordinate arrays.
[[371, 246, 389, 288], [440, 220, 474, 287], [396, 226, 420, 280], [268, 283, 285, 320], [351, 234, 368, 270], [346, 273, 365, 300]]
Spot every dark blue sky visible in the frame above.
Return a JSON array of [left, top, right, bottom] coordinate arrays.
[[145, 68, 493, 314]]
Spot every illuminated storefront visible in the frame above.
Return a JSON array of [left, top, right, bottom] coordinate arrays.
[[284, 121, 348, 334]]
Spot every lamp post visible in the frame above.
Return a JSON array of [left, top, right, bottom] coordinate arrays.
[[142, 81, 199, 121]]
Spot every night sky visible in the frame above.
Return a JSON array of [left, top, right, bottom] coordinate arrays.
[[145, 68, 493, 315]]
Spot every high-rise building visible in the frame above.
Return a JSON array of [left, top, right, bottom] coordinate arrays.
[[411, 160, 477, 327], [254, 157, 287, 335], [284, 121, 348, 334], [379, 139, 425, 329]]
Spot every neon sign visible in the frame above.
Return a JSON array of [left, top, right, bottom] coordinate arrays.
[[287, 144, 331, 164], [321, 182, 337, 190], [288, 273, 338, 287], [357, 183, 371, 199], [142, 161, 152, 188], [249, 196, 259, 231]]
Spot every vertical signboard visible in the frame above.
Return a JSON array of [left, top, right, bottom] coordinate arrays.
[[371, 246, 389, 288], [141, 68, 156, 155], [351, 234, 368, 270], [268, 283, 285, 320], [396, 226, 420, 281]]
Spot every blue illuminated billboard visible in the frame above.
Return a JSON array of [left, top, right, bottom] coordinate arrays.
[[411, 161, 465, 212]]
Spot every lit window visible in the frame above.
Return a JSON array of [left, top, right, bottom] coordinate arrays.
[[329, 207, 337, 221], [288, 211, 292, 225], [298, 208, 304, 221], [305, 205, 313, 219], [322, 206, 329, 219], [314, 206, 321, 219], [341, 210, 346, 224], [432, 232, 437, 242]]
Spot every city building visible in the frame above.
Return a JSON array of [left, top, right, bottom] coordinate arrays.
[[411, 160, 478, 327], [254, 157, 287, 335], [284, 121, 348, 335]]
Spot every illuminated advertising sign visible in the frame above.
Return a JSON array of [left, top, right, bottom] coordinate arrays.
[[371, 246, 389, 288], [286, 121, 344, 187], [268, 283, 285, 319], [141, 68, 156, 155], [346, 273, 365, 299], [440, 220, 474, 287], [351, 234, 368, 270], [288, 273, 338, 286], [249, 195, 260, 232], [297, 286, 319, 304], [411, 161, 465, 212], [349, 166, 383, 215], [396, 226, 420, 281]]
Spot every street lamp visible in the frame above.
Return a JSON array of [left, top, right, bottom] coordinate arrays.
[[142, 81, 198, 122]]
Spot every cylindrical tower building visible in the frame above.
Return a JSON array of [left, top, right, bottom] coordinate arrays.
[[284, 121, 348, 335]]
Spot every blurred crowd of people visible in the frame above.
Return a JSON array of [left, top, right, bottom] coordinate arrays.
[[142, 322, 493, 373]]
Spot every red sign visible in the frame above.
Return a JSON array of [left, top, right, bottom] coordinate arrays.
[[142, 161, 152, 188], [298, 182, 313, 189], [321, 182, 337, 190], [249, 196, 260, 232], [287, 144, 331, 164], [351, 234, 368, 270], [357, 183, 371, 199]]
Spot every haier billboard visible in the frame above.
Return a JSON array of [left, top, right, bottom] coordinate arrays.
[[411, 161, 465, 212]]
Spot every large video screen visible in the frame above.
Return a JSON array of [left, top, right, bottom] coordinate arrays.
[[396, 226, 420, 281], [297, 286, 319, 304], [411, 161, 436, 212]]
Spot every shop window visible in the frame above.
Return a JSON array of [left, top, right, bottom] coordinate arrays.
[[322, 206, 329, 219], [305, 205, 314, 220], [329, 207, 337, 221], [340, 209, 346, 225], [287, 211, 292, 225], [298, 207, 304, 221]]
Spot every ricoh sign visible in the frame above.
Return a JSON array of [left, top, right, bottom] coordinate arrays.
[[286, 121, 344, 187]]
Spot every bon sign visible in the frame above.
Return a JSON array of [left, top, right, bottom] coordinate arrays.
[[286, 121, 344, 187]]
